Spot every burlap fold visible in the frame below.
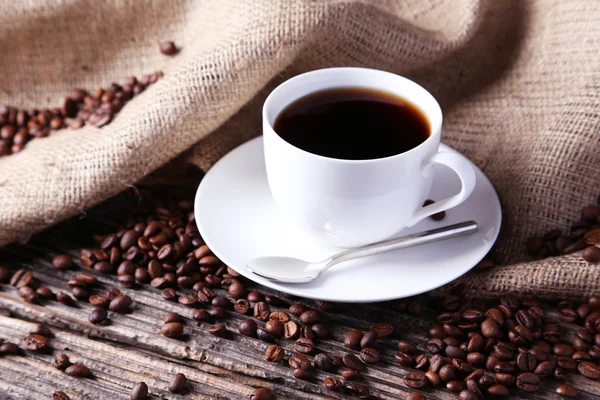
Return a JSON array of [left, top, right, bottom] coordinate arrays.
[[0, 0, 599, 298]]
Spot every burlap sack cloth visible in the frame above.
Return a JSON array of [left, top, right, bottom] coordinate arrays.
[[0, 1, 598, 299]]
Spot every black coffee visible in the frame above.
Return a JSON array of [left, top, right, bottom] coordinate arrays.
[[273, 87, 430, 160]]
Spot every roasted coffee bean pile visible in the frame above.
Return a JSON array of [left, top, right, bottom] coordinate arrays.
[[3, 190, 600, 399], [0, 71, 162, 157], [387, 294, 600, 399], [527, 201, 600, 263]]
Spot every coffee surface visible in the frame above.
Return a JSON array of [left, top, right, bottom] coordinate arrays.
[[274, 87, 430, 160]]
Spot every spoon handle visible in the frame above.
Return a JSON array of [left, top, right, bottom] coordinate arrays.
[[322, 221, 478, 270]]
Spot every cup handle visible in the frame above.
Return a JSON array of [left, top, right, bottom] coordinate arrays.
[[408, 151, 476, 226]]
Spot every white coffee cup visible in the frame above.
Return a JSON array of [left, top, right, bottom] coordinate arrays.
[[263, 67, 476, 248]]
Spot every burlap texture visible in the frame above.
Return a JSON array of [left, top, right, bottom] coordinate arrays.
[[0, 0, 599, 298]]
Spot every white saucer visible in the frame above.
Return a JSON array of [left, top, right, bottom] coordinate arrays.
[[195, 137, 501, 303]]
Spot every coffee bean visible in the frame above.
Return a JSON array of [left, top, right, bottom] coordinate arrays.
[[52, 255, 73, 270], [554, 367, 567, 381], [425, 371, 440, 386], [412, 353, 427, 370], [109, 295, 132, 313], [313, 353, 335, 371], [427, 338, 445, 354], [161, 288, 177, 301], [445, 345, 466, 359], [452, 358, 473, 373], [578, 361, 600, 379], [239, 319, 258, 337], [487, 384, 509, 396], [53, 354, 71, 370], [516, 372, 539, 392], [404, 371, 427, 389], [0, 342, 20, 355], [311, 323, 328, 339], [118, 274, 136, 288], [159, 41, 178, 55], [299, 310, 320, 325], [10, 269, 33, 288], [458, 390, 479, 400], [444, 323, 465, 338], [583, 246, 600, 262], [371, 322, 393, 337], [269, 311, 291, 323], [481, 318, 500, 338], [265, 344, 285, 362], [89, 308, 108, 324], [289, 303, 306, 316], [572, 350, 591, 362], [465, 378, 484, 399], [516, 351, 536, 372], [65, 364, 92, 378], [18, 286, 37, 303], [22, 333, 47, 351], [197, 286, 215, 302], [289, 353, 311, 369], [293, 368, 309, 380], [557, 356, 577, 371], [439, 364, 456, 382], [263, 319, 283, 338], [340, 353, 363, 371], [254, 302, 271, 321], [447, 380, 466, 393], [323, 377, 343, 391], [283, 320, 300, 339], [494, 361, 515, 374], [161, 322, 183, 339], [294, 337, 315, 354], [341, 368, 361, 380], [429, 324, 446, 338], [344, 382, 370, 399], [405, 392, 426, 400], [485, 308, 505, 325], [227, 280, 246, 299], [398, 340, 419, 354], [556, 384, 577, 398], [395, 351, 414, 366], [360, 347, 380, 364], [477, 374, 496, 390], [252, 328, 273, 343], [56, 292, 76, 307], [52, 391, 70, 400], [246, 388, 273, 400], [208, 323, 227, 337], [189, 309, 212, 324], [178, 294, 197, 307], [130, 382, 148, 400], [466, 369, 485, 382], [495, 372, 515, 386], [429, 354, 448, 372], [163, 312, 181, 324], [168, 373, 187, 393], [466, 352, 485, 366], [423, 199, 446, 221], [211, 295, 232, 309], [344, 330, 363, 350]]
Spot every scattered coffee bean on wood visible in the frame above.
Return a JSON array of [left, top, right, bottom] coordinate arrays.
[[130, 381, 148, 400], [52, 354, 71, 370], [556, 383, 577, 398], [52, 391, 70, 400], [250, 388, 273, 400], [65, 364, 92, 378], [265, 344, 285, 362], [208, 323, 227, 337], [405, 392, 426, 400], [89, 308, 108, 324], [168, 373, 187, 393], [22, 333, 48, 351], [323, 377, 343, 391]]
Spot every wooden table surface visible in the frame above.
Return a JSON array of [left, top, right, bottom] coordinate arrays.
[[0, 188, 599, 400]]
